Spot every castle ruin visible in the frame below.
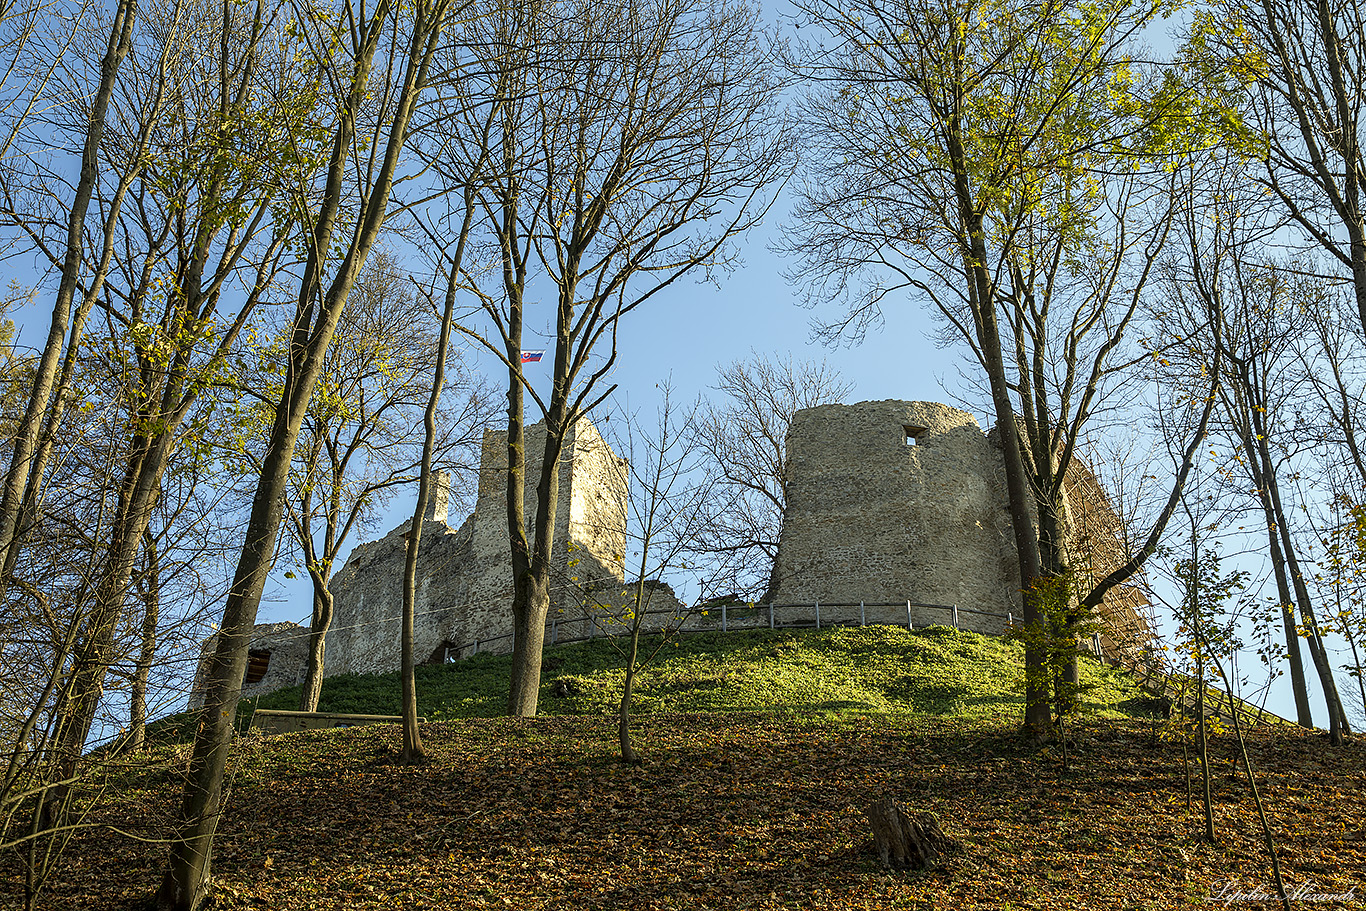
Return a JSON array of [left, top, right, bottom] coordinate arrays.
[[321, 417, 629, 677], [192, 417, 632, 705], [767, 400, 1150, 651], [193, 400, 1151, 705]]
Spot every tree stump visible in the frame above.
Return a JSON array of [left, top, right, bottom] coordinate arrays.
[[866, 796, 960, 871]]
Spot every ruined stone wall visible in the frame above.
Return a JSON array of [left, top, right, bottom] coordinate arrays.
[[1062, 462, 1155, 657], [321, 512, 478, 676], [770, 401, 1021, 632], [322, 417, 627, 676], [188, 621, 309, 709], [770, 400, 1152, 651], [566, 420, 629, 582]]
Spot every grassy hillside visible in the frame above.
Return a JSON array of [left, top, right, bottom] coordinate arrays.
[[12, 625, 1364, 910], [243, 624, 1157, 723]]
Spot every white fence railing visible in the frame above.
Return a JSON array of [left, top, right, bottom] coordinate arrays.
[[441, 599, 1027, 662]]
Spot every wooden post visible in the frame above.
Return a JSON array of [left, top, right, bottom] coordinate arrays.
[[906, 600, 913, 630], [952, 604, 959, 628], [860, 601, 866, 626], [815, 601, 820, 631]]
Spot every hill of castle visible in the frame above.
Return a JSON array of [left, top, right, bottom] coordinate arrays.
[[193, 400, 1153, 703]]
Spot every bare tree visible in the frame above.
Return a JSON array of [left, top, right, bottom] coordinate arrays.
[[0, 352, 150, 910], [1216, 277, 1351, 742], [601, 385, 717, 763], [250, 250, 490, 713], [1155, 150, 1353, 740], [436, 0, 790, 717], [395, 44, 507, 759], [688, 354, 850, 601], [0, 0, 138, 579], [0, 7, 305, 896], [1209, 0, 1366, 334]]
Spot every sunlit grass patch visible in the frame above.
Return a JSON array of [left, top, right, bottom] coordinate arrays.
[[230, 623, 1153, 727]]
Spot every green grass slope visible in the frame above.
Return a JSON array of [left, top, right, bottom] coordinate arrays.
[[244, 624, 1158, 724]]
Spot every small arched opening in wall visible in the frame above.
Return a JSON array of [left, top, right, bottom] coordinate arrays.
[[903, 425, 928, 446], [244, 649, 271, 685]]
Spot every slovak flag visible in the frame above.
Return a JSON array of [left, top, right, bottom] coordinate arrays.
[[521, 350, 545, 364]]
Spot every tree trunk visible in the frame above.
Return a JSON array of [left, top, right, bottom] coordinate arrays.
[[866, 797, 960, 870], [619, 629, 640, 765], [1349, 224, 1366, 337], [1195, 614, 1215, 843], [953, 190, 1047, 736], [505, 405, 569, 718], [1266, 474, 1351, 743], [1307, 0, 1366, 337], [155, 401, 301, 910], [0, 0, 137, 577], [298, 586, 333, 713], [4, 132, 154, 587], [502, 349, 532, 715], [3, 286, 96, 586], [1235, 412, 1314, 728], [52, 428, 175, 767], [156, 262, 365, 907], [507, 572, 553, 717], [969, 254, 1048, 736], [399, 536, 422, 760], [1251, 418, 1351, 740], [398, 189, 477, 755], [129, 530, 161, 753]]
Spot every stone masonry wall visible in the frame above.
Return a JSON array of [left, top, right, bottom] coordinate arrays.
[[1062, 462, 1153, 656], [322, 417, 627, 676], [188, 621, 309, 710], [770, 401, 1021, 632], [769, 400, 1153, 651]]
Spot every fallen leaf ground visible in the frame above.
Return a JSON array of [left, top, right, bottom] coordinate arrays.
[[9, 714, 1365, 909]]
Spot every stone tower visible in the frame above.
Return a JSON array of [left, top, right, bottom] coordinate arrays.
[[770, 400, 1021, 630], [320, 417, 627, 676]]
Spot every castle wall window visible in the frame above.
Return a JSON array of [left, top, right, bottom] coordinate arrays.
[[904, 425, 927, 446], [245, 649, 271, 685]]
